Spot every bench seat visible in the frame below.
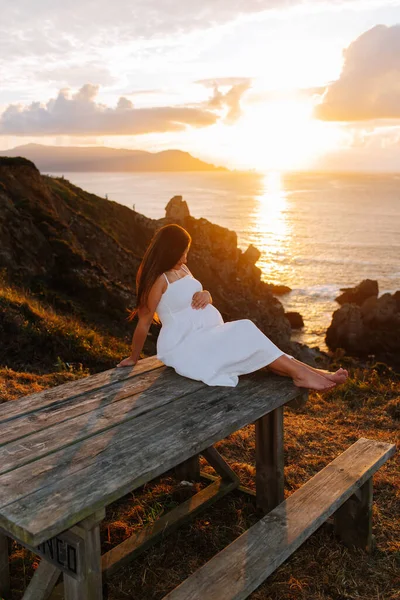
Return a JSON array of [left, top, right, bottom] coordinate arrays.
[[163, 437, 396, 600]]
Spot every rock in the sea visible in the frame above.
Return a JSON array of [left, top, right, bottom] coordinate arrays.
[[326, 281, 400, 362], [265, 284, 291, 295], [335, 278, 378, 305], [361, 293, 398, 325], [393, 290, 400, 312], [165, 195, 190, 222], [285, 311, 304, 329], [326, 304, 366, 353]]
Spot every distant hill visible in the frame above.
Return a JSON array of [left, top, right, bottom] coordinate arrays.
[[0, 143, 227, 173]]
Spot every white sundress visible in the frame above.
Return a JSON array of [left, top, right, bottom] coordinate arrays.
[[156, 265, 293, 387]]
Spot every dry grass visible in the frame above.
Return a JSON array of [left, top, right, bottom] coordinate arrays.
[[4, 359, 399, 600], [0, 278, 130, 377]]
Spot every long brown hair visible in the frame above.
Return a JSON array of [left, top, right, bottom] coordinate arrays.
[[128, 224, 192, 322]]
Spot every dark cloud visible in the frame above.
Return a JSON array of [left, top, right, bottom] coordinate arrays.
[[0, 84, 218, 136], [315, 24, 400, 122]]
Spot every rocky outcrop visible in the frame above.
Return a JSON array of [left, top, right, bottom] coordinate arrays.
[[165, 195, 190, 221], [0, 157, 300, 356], [335, 279, 379, 306], [285, 312, 304, 329], [326, 281, 400, 363]]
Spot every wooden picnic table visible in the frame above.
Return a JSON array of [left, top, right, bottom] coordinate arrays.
[[0, 356, 307, 599]]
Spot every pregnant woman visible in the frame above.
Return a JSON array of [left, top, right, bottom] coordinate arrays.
[[117, 224, 347, 390]]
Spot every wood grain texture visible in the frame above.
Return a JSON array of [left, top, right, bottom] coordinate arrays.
[[162, 438, 396, 600], [0, 367, 169, 448], [0, 356, 164, 425], [255, 407, 284, 514], [22, 560, 60, 600], [0, 370, 204, 475], [0, 530, 10, 599], [334, 477, 374, 551], [0, 373, 300, 545]]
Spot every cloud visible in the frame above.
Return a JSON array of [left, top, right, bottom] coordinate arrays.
[[0, 84, 218, 136], [197, 78, 252, 124], [34, 63, 117, 87], [314, 124, 400, 171], [0, 1, 388, 61], [315, 24, 400, 122]]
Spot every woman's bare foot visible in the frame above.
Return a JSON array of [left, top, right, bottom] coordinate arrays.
[[318, 367, 348, 384], [289, 358, 348, 385], [292, 369, 336, 391], [116, 356, 137, 368]]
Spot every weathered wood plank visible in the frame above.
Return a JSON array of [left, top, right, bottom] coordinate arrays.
[[0, 529, 10, 599], [0, 370, 204, 476], [334, 477, 374, 551], [22, 560, 61, 600], [0, 356, 164, 424], [0, 366, 169, 447], [64, 511, 104, 600], [102, 478, 238, 578], [255, 407, 284, 514], [201, 447, 240, 484], [0, 373, 300, 545], [162, 438, 396, 600]]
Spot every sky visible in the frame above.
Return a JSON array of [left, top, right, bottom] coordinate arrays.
[[1, 0, 400, 171]]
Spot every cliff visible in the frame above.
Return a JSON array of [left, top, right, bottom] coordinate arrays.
[[0, 156, 302, 372]]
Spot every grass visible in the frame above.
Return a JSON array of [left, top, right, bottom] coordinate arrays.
[[0, 277, 132, 378], [3, 357, 399, 600]]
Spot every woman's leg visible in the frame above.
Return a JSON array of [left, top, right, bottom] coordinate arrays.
[[267, 355, 338, 390]]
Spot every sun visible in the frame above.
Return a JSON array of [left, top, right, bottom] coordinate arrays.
[[232, 98, 342, 171]]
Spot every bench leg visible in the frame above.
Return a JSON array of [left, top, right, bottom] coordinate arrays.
[[64, 509, 105, 600], [0, 531, 10, 600], [175, 455, 200, 482], [255, 407, 285, 514], [334, 478, 374, 552]]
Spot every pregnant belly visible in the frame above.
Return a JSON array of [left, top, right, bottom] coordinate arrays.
[[192, 303, 224, 327], [157, 304, 224, 357]]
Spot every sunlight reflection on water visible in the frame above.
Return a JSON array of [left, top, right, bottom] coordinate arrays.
[[248, 171, 292, 282]]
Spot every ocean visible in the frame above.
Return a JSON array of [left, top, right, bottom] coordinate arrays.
[[49, 170, 400, 351]]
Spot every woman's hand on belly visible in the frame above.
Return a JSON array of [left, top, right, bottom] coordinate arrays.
[[191, 290, 212, 309]]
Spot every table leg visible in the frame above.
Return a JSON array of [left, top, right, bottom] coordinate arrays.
[[0, 530, 10, 599], [64, 509, 105, 600], [175, 455, 200, 482], [255, 407, 285, 514]]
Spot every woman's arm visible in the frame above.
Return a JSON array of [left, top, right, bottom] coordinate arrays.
[[117, 276, 166, 367]]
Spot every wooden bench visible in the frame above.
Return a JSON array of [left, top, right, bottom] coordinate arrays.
[[0, 356, 307, 600], [162, 437, 396, 600]]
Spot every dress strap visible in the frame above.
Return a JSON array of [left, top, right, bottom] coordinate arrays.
[[163, 273, 170, 285], [181, 264, 190, 275]]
